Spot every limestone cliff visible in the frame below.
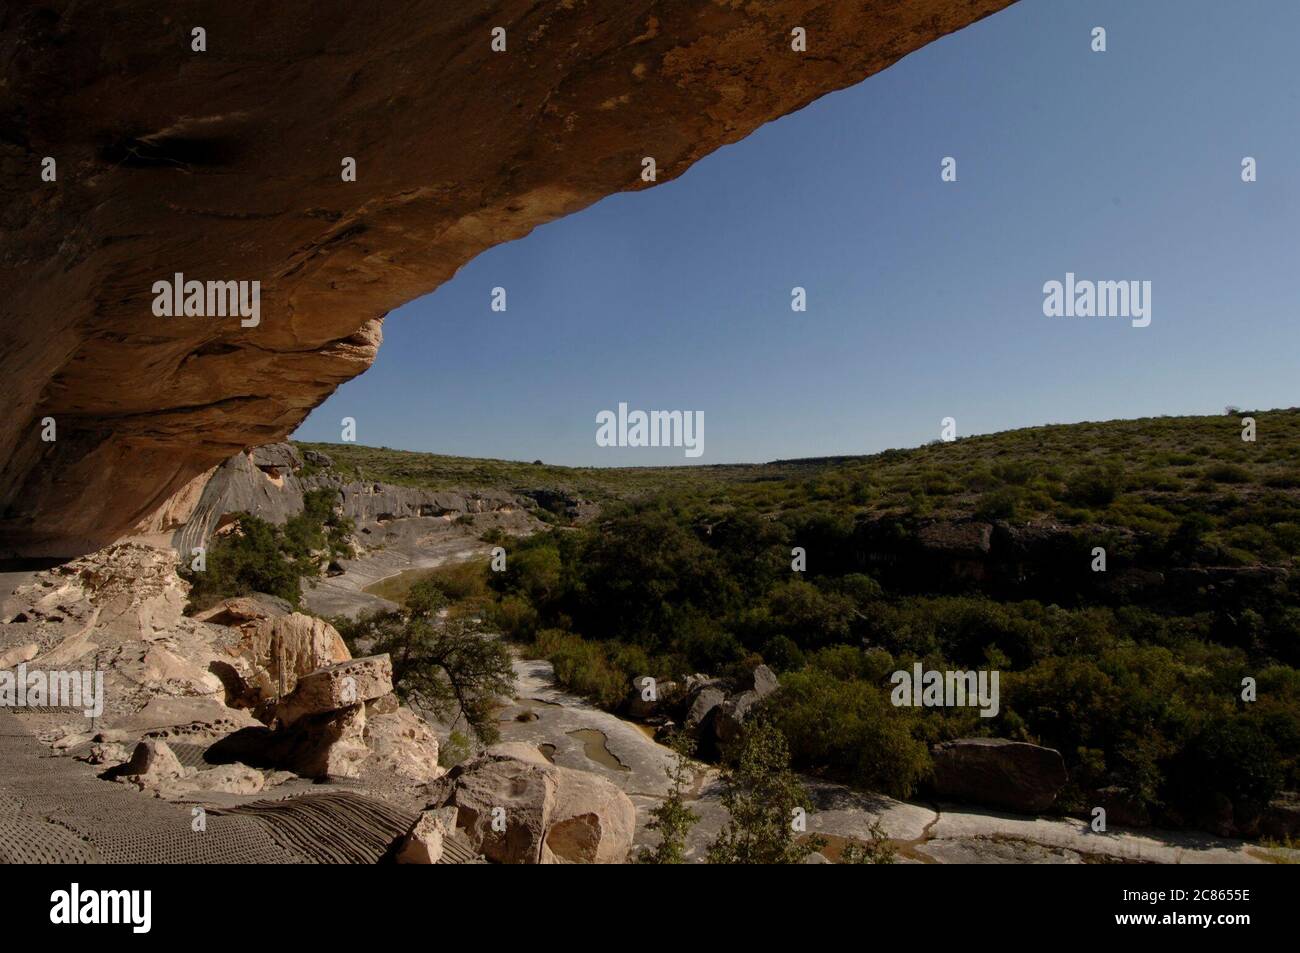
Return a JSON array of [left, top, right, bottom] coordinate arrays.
[[0, 0, 1015, 556]]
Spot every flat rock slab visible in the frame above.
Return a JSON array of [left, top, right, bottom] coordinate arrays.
[[928, 805, 1266, 864], [277, 655, 393, 725], [498, 658, 680, 799]]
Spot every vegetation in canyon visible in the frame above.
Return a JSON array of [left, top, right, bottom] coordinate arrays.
[[196, 409, 1300, 837], [469, 408, 1300, 835]]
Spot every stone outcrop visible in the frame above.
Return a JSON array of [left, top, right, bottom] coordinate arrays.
[[275, 655, 393, 727], [363, 705, 443, 784], [217, 602, 352, 705], [0, 0, 1015, 557], [427, 744, 636, 863], [155, 443, 527, 555], [930, 738, 1069, 814], [207, 703, 371, 779], [636, 664, 780, 758]]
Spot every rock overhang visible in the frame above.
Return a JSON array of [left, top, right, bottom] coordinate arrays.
[[0, 0, 1017, 557]]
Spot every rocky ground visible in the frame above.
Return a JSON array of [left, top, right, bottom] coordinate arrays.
[[492, 655, 1286, 865], [0, 541, 1292, 864]]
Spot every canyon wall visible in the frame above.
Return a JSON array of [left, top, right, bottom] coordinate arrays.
[[0, 0, 1014, 556]]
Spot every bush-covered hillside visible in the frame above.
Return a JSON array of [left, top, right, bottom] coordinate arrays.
[[304, 409, 1300, 836]]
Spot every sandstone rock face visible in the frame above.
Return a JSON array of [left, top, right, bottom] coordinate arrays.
[[431, 747, 636, 864], [0, 0, 1014, 557], [0, 543, 242, 721], [159, 442, 528, 555], [930, 738, 1069, 814]]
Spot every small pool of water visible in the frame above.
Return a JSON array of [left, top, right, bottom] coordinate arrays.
[[566, 729, 629, 772]]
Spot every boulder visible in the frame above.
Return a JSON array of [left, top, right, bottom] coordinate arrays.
[[429, 748, 636, 864], [78, 741, 132, 767], [206, 704, 370, 779], [930, 738, 1068, 814], [0, 642, 39, 669], [117, 739, 186, 790], [219, 609, 352, 705], [625, 676, 678, 720], [685, 687, 725, 726], [541, 765, 637, 864], [363, 707, 442, 783], [275, 655, 392, 726], [181, 764, 266, 796], [433, 752, 558, 864], [396, 806, 460, 864], [738, 664, 779, 699]]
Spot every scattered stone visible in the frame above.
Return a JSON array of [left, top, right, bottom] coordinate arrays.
[[0, 642, 39, 669]]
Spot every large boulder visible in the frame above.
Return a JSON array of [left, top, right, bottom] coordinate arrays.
[[232, 611, 352, 703], [206, 704, 370, 779], [930, 738, 1068, 814], [428, 747, 636, 864], [275, 655, 392, 726], [116, 739, 186, 791], [363, 705, 442, 783], [685, 686, 725, 726], [541, 764, 638, 865], [624, 676, 678, 720], [702, 664, 781, 752], [737, 664, 780, 699]]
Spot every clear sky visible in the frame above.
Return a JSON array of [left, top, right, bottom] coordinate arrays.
[[294, 0, 1300, 466]]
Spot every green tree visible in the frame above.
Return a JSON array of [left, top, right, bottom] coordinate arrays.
[[638, 731, 700, 864], [182, 514, 302, 609], [361, 579, 515, 743], [838, 819, 896, 864], [707, 720, 825, 864]]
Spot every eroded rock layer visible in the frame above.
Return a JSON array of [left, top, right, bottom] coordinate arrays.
[[0, 0, 1014, 556]]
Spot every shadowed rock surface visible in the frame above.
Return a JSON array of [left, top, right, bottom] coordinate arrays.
[[930, 738, 1069, 814], [0, 0, 1016, 556]]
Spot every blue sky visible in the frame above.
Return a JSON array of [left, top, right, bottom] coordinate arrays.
[[295, 0, 1300, 466]]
